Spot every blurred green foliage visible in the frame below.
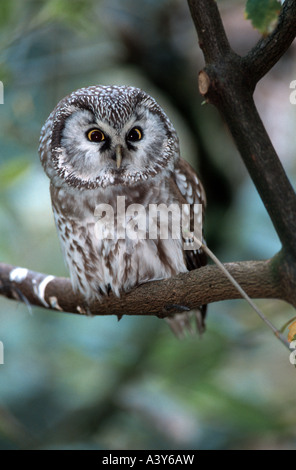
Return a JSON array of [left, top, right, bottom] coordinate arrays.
[[0, 0, 296, 450], [245, 0, 281, 35]]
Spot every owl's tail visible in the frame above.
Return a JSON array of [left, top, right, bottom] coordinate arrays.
[[165, 306, 207, 339]]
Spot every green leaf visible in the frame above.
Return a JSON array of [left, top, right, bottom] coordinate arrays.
[[245, 0, 281, 35], [0, 0, 14, 28]]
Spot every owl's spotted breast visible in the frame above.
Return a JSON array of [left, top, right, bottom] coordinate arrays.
[[50, 177, 190, 299]]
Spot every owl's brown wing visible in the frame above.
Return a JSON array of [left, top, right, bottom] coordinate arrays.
[[169, 157, 208, 335], [173, 157, 207, 271]]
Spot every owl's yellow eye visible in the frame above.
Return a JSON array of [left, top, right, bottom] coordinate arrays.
[[87, 129, 105, 142], [127, 127, 142, 142]]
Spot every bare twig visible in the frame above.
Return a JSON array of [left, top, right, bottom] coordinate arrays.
[[200, 242, 290, 350]]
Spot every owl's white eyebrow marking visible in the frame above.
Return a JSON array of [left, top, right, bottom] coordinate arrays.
[[9, 267, 28, 283], [86, 120, 98, 126], [33, 275, 55, 307]]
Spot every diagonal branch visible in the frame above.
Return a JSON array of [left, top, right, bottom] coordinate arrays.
[[187, 0, 231, 62], [187, 0, 296, 264], [0, 258, 291, 319]]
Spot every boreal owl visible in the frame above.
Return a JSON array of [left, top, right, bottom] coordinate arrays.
[[39, 85, 207, 336]]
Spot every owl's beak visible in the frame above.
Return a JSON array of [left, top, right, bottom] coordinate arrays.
[[115, 144, 123, 169]]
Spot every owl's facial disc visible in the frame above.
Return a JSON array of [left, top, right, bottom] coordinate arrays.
[[55, 98, 176, 188]]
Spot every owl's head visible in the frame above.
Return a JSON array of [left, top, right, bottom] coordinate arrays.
[[39, 85, 180, 189]]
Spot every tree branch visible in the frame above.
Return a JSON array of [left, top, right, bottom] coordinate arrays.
[[0, 258, 291, 319], [187, 0, 231, 62], [187, 0, 296, 268]]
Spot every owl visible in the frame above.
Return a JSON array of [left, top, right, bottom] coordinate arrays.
[[39, 85, 207, 336]]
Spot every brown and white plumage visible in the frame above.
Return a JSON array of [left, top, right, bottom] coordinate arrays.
[[39, 85, 207, 335]]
